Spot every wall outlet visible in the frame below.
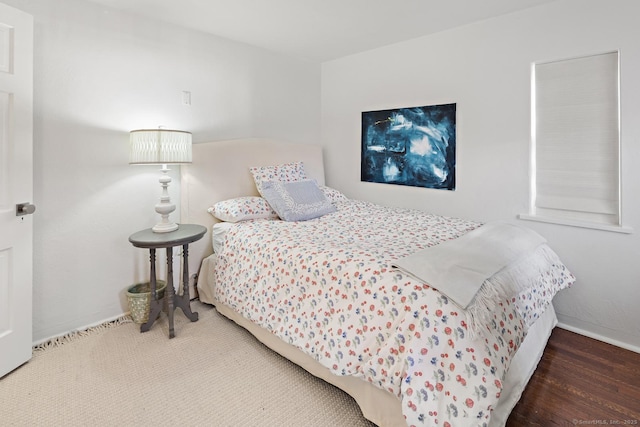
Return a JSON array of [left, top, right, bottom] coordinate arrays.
[[182, 91, 191, 106]]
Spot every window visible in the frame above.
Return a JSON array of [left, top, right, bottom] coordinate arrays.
[[521, 51, 627, 232]]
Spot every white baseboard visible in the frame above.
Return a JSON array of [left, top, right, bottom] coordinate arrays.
[[556, 322, 640, 354]]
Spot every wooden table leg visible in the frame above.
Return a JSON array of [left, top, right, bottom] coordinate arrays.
[[165, 246, 176, 338], [140, 248, 162, 333], [174, 243, 198, 322]]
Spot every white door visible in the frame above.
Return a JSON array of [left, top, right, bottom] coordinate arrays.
[[0, 3, 33, 378]]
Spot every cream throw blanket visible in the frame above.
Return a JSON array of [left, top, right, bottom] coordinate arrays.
[[392, 221, 558, 336]]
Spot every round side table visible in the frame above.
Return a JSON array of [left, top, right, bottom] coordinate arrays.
[[129, 224, 206, 338]]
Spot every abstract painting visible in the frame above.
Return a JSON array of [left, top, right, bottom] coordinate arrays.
[[361, 103, 456, 190]]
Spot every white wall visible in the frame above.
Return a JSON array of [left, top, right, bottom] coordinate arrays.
[[322, 0, 640, 351], [2, 0, 320, 342], [6, 0, 639, 351]]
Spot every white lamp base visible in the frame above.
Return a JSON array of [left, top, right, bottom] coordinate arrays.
[[152, 221, 179, 233], [152, 165, 179, 233]]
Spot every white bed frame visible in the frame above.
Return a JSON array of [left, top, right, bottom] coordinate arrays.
[[180, 138, 556, 427]]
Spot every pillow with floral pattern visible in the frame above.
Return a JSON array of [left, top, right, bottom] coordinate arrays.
[[319, 185, 349, 204], [208, 196, 279, 223], [250, 161, 307, 197]]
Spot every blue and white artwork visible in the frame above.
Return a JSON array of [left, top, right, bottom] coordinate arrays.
[[361, 104, 456, 190]]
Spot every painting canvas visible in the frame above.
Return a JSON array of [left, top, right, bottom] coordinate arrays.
[[361, 103, 456, 190]]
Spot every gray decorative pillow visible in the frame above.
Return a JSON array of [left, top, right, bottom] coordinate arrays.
[[261, 179, 337, 221]]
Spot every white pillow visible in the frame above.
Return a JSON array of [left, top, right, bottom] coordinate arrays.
[[208, 196, 278, 223], [249, 161, 307, 197], [261, 179, 336, 221]]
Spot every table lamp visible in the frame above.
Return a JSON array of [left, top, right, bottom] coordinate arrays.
[[129, 128, 192, 233]]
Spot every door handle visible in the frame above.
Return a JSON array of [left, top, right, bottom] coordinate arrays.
[[16, 202, 36, 216]]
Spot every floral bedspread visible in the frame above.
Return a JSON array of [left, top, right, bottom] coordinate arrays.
[[214, 200, 574, 426]]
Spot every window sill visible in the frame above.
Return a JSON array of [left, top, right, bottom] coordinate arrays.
[[518, 214, 633, 234]]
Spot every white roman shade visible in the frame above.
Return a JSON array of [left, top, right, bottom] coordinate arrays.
[[533, 51, 620, 227]]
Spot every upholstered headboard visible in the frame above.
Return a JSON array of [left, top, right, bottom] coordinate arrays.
[[180, 138, 325, 290]]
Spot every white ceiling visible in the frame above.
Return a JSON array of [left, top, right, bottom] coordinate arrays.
[[86, 0, 557, 62]]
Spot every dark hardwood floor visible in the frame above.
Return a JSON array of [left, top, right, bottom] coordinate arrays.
[[507, 327, 640, 426]]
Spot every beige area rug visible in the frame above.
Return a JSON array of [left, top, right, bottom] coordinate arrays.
[[0, 302, 377, 427]]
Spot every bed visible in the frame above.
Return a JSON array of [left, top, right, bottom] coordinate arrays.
[[180, 139, 574, 427]]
